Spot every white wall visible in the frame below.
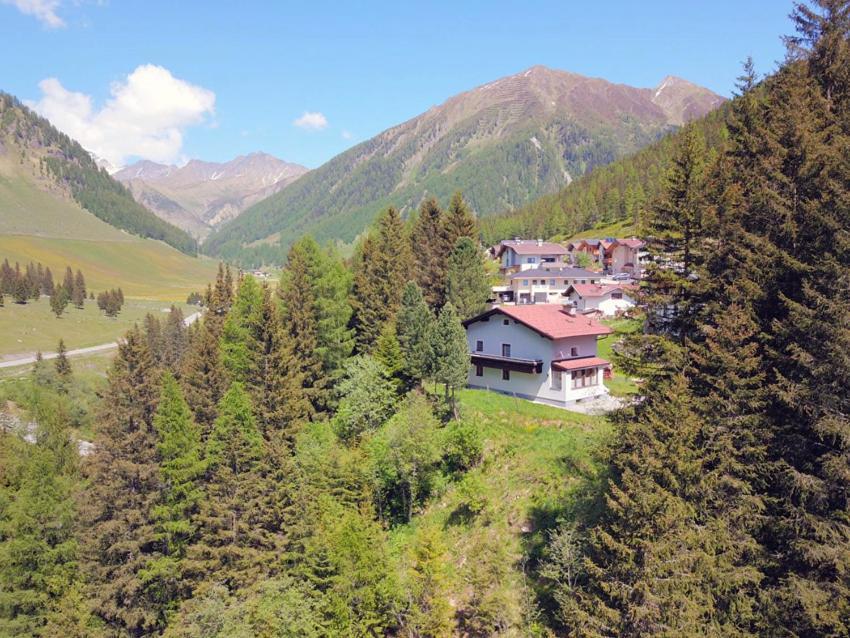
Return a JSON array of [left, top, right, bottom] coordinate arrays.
[[466, 317, 607, 405]]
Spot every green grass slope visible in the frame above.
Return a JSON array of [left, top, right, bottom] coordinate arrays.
[[391, 389, 610, 632]]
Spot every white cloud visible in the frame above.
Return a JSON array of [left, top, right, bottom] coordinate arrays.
[[2, 0, 65, 28], [341, 129, 353, 140], [30, 64, 215, 168], [293, 111, 328, 131]]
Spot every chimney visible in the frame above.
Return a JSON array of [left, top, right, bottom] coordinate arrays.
[[536, 238, 543, 246]]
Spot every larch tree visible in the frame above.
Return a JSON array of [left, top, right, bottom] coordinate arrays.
[[180, 321, 229, 438]]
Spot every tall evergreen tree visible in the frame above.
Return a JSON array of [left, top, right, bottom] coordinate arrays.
[[279, 239, 325, 414], [71, 270, 86, 308], [80, 327, 166, 635], [429, 303, 469, 413], [350, 208, 413, 352], [203, 263, 234, 337], [442, 191, 478, 250], [411, 197, 448, 308], [140, 373, 205, 622], [189, 383, 280, 590], [54, 339, 71, 379], [181, 322, 228, 438], [445, 236, 491, 320], [396, 282, 435, 383]]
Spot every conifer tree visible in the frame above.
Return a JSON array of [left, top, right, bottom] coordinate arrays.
[[220, 275, 263, 384], [50, 284, 69, 317], [351, 208, 413, 352], [411, 197, 448, 308], [373, 321, 405, 389], [429, 303, 469, 413], [189, 383, 281, 590], [279, 239, 325, 414], [54, 339, 71, 379], [42, 266, 54, 297], [71, 270, 86, 308], [446, 236, 490, 320], [396, 282, 435, 383], [442, 191, 477, 250], [139, 373, 205, 621], [203, 263, 234, 337], [162, 306, 188, 371], [81, 327, 167, 635], [181, 322, 228, 437], [62, 267, 74, 299]]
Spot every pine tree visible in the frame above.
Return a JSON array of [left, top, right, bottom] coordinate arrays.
[[373, 321, 405, 389], [140, 373, 205, 623], [411, 197, 448, 308], [203, 263, 234, 337], [189, 383, 281, 590], [396, 282, 435, 383], [442, 191, 477, 250], [162, 306, 188, 371], [54, 339, 71, 379], [446, 236, 490, 320], [42, 266, 54, 297], [181, 322, 228, 438], [62, 267, 74, 298], [429, 303, 469, 414], [80, 327, 167, 635], [220, 274, 263, 384]]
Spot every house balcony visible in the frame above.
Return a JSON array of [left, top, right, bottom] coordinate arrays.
[[470, 353, 543, 374]]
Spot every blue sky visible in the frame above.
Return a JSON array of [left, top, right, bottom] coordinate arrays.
[[1, 0, 792, 169]]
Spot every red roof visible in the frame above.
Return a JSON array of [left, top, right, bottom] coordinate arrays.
[[497, 240, 568, 257], [464, 305, 612, 339], [552, 356, 611, 371], [566, 284, 634, 298]]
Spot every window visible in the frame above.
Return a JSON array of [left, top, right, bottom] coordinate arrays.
[[570, 347, 579, 357], [551, 370, 562, 390], [522, 280, 529, 286], [501, 344, 511, 357], [532, 279, 538, 285], [611, 292, 623, 300], [476, 340, 484, 352], [571, 368, 598, 389], [503, 318, 510, 326], [527, 257, 537, 264], [550, 279, 556, 285], [475, 364, 484, 377], [581, 279, 586, 284], [502, 369, 511, 381]]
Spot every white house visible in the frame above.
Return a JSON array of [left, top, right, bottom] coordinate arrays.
[[463, 305, 613, 407], [499, 267, 601, 304], [566, 238, 645, 276], [495, 239, 568, 273], [564, 284, 636, 316]]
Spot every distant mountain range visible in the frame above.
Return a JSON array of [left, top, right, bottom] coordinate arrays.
[[204, 65, 724, 264], [114, 153, 308, 240]]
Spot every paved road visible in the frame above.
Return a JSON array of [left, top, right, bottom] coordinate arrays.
[[0, 311, 202, 370]]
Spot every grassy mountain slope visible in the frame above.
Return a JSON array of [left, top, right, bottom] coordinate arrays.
[[0, 92, 197, 255], [205, 66, 723, 265], [480, 103, 731, 244]]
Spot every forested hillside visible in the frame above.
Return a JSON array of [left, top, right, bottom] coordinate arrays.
[[0, 93, 197, 255], [480, 102, 731, 245], [204, 66, 722, 266]]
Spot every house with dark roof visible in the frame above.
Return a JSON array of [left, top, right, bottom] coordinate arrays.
[[464, 305, 612, 406], [495, 239, 568, 273]]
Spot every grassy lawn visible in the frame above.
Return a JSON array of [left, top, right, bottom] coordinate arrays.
[[598, 316, 642, 397], [390, 388, 610, 629], [0, 297, 193, 359]]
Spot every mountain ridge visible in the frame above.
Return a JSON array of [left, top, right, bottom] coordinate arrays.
[[204, 65, 724, 265], [115, 152, 308, 239]]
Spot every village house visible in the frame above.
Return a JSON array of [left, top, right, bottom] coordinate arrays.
[[494, 238, 569, 273], [564, 283, 636, 316], [566, 237, 645, 276], [494, 267, 601, 304], [464, 305, 612, 407]]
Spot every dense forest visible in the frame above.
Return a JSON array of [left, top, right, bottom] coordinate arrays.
[[0, 93, 198, 255], [1, 1, 849, 635]]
